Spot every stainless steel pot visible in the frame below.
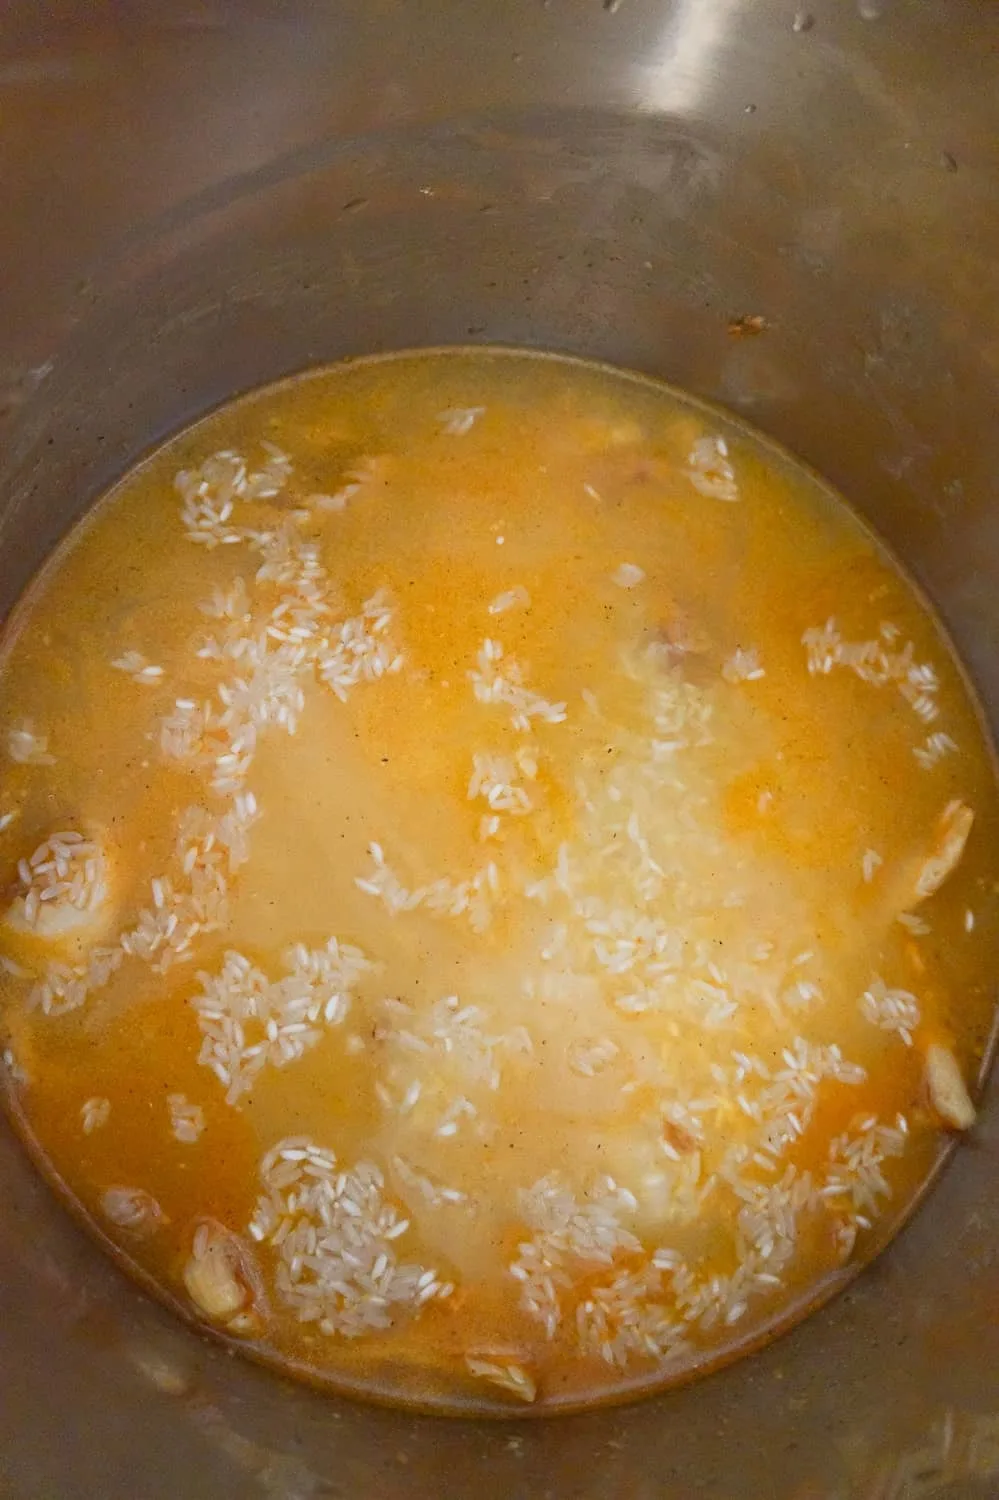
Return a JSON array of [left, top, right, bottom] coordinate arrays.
[[2, 3, 998, 1495]]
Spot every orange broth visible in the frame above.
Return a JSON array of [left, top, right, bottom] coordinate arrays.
[[0, 348, 996, 1412]]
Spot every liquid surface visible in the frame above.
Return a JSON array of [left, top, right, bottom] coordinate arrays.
[[1, 349, 997, 1413]]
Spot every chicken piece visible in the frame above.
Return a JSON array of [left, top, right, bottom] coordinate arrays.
[[312, 452, 393, 512], [913, 801, 974, 903], [465, 1353, 537, 1403], [656, 606, 713, 660], [885, 800, 974, 918], [924, 1042, 976, 1131], [646, 604, 716, 686], [102, 1187, 167, 1238], [4, 831, 110, 943], [183, 1220, 264, 1332]]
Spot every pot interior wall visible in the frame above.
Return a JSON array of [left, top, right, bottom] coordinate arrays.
[[1, 3, 998, 1496]]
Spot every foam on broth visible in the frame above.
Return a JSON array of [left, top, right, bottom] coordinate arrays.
[[1, 348, 996, 1412]]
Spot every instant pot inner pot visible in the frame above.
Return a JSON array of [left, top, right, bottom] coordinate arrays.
[[2, 4, 998, 1494]]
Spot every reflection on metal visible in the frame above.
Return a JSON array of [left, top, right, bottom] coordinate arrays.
[[868, 1409, 999, 1499], [642, 0, 749, 115]]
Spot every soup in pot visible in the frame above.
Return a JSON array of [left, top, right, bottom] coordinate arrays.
[[1, 348, 996, 1411]]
